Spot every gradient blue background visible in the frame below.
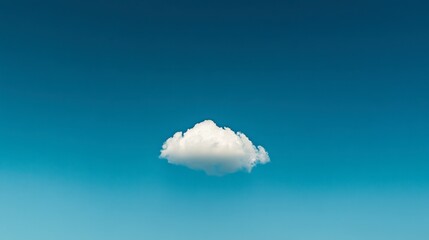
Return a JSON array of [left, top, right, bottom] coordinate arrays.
[[1, 0, 428, 239]]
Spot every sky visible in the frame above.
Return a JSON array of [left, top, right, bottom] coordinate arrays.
[[0, 0, 428, 239]]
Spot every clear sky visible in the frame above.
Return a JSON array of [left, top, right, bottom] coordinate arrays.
[[0, 0, 428, 239]]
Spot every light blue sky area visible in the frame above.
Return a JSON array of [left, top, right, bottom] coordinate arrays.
[[1, 172, 428, 240], [1, 0, 429, 239]]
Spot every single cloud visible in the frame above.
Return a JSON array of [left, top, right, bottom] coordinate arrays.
[[160, 120, 269, 176]]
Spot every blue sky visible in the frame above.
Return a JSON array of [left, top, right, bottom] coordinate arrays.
[[0, 0, 428, 239]]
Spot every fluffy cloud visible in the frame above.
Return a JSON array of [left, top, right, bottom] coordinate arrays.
[[159, 120, 269, 176]]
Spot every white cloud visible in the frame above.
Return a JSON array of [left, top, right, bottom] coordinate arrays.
[[159, 120, 269, 176]]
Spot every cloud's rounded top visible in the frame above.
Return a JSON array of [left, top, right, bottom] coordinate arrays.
[[160, 120, 270, 176]]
